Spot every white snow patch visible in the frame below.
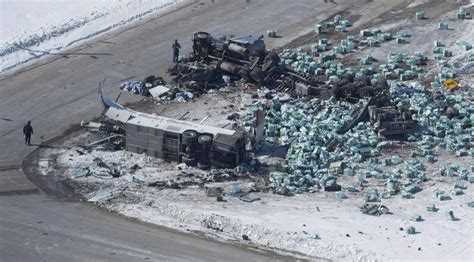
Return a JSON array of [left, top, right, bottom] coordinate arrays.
[[0, 0, 186, 74], [38, 158, 52, 176]]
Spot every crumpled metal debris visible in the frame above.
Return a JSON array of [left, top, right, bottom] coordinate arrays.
[[120, 75, 166, 97], [360, 204, 389, 216]]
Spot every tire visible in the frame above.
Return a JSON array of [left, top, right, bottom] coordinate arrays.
[[198, 134, 213, 145], [193, 32, 210, 41], [359, 87, 373, 98], [182, 130, 198, 145], [182, 155, 197, 166]]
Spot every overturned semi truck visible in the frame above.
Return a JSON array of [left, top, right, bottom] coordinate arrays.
[[100, 88, 246, 168], [171, 31, 393, 100], [169, 31, 330, 97]]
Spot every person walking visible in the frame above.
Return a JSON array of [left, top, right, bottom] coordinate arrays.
[[172, 39, 181, 63], [23, 121, 33, 145]]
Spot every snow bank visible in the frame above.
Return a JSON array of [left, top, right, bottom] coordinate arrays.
[[0, 0, 186, 74]]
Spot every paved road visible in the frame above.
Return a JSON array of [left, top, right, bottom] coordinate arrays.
[[0, 0, 360, 260], [1, 194, 286, 261]]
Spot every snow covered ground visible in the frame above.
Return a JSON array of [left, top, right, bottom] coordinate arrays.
[[0, 0, 186, 74], [37, 142, 474, 261]]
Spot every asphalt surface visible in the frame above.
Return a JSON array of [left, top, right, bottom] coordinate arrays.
[[1, 194, 288, 262], [0, 0, 362, 261]]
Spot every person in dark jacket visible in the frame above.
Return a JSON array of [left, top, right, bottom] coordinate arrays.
[[23, 121, 33, 145], [172, 39, 181, 63]]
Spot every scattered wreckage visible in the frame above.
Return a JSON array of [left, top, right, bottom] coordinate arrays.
[[96, 31, 424, 183], [120, 75, 166, 96], [48, 11, 474, 256], [168, 31, 399, 102], [360, 204, 390, 216], [90, 25, 472, 204], [166, 31, 418, 138], [168, 31, 330, 97]]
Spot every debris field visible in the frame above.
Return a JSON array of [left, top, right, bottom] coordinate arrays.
[[36, 1, 474, 260]]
